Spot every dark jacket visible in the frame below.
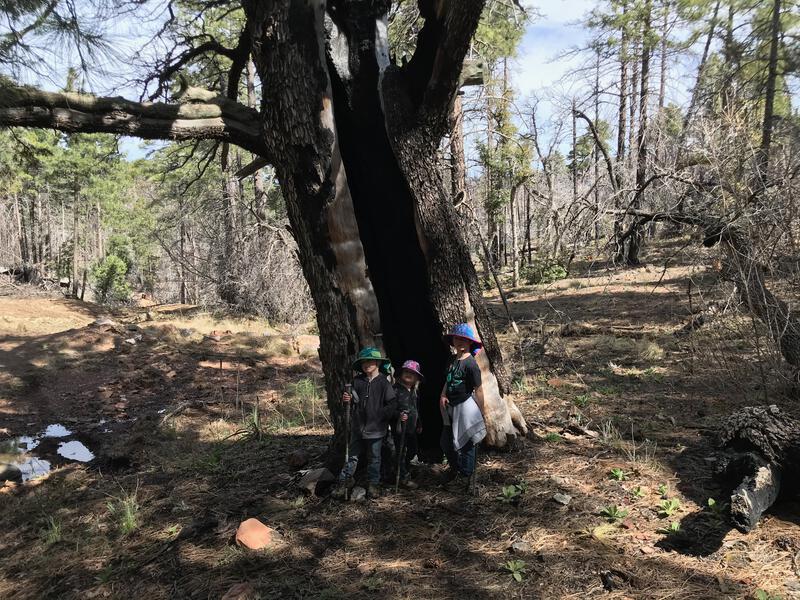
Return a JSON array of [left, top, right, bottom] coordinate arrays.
[[393, 383, 420, 431], [351, 373, 396, 440]]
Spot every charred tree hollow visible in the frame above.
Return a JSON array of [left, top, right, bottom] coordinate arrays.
[[327, 42, 449, 452]]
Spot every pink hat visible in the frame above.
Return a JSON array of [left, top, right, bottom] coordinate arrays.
[[401, 359, 424, 380]]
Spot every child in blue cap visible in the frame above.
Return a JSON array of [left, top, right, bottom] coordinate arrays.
[[439, 323, 487, 492]]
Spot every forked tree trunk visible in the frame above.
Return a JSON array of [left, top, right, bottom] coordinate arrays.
[[244, 0, 526, 454]]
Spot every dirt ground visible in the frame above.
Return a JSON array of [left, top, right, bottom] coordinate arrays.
[[1, 239, 799, 600]]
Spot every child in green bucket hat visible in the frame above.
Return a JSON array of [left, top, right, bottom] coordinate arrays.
[[332, 346, 397, 499]]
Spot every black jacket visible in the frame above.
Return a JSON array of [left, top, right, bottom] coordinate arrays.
[[351, 373, 396, 440]]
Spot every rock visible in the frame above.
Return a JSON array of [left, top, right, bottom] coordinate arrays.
[[297, 468, 335, 495], [510, 540, 532, 553], [221, 582, 258, 600], [123, 338, 137, 345], [553, 493, 572, 506], [93, 318, 117, 327], [126, 324, 140, 331], [551, 475, 570, 487], [234, 518, 282, 550], [350, 486, 366, 502], [287, 449, 309, 468], [0, 463, 23, 484]]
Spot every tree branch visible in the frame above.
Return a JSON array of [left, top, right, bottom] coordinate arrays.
[[573, 108, 621, 193], [0, 83, 269, 159], [404, 0, 486, 129]]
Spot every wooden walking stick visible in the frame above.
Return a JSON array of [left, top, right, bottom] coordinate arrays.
[[394, 412, 408, 492], [344, 383, 351, 501]]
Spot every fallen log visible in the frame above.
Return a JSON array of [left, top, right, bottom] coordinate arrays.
[[717, 405, 800, 532]]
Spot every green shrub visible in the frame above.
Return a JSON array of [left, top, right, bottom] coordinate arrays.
[[521, 259, 568, 285], [91, 255, 131, 303]]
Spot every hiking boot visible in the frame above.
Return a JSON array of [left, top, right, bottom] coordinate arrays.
[[399, 478, 418, 490], [367, 483, 381, 498]]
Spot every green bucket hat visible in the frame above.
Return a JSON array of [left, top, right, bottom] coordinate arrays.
[[352, 346, 391, 372]]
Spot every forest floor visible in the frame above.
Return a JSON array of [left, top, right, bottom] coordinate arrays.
[[1, 237, 799, 600]]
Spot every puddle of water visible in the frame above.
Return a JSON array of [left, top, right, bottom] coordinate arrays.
[[57, 440, 95, 462], [1, 423, 94, 483]]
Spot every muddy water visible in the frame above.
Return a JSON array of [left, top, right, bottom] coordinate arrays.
[[0, 423, 95, 483]]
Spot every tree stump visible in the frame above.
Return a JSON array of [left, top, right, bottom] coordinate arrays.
[[717, 405, 800, 532]]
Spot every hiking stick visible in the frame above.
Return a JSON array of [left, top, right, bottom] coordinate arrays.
[[394, 413, 408, 492], [344, 384, 351, 501]]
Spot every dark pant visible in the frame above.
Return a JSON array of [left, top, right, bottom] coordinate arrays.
[[338, 435, 382, 484], [440, 425, 476, 476]]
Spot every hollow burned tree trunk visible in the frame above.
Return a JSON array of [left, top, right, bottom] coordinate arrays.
[[244, 0, 527, 455]]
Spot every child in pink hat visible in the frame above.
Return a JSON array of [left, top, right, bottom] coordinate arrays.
[[391, 359, 424, 489]]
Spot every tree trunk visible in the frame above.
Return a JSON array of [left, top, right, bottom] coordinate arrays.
[[450, 94, 466, 204], [681, 0, 719, 139], [244, 1, 525, 453], [593, 46, 601, 246], [71, 189, 79, 297], [615, 2, 629, 260], [626, 2, 652, 266], [246, 59, 268, 235], [757, 0, 782, 187], [510, 185, 518, 287], [628, 39, 639, 173]]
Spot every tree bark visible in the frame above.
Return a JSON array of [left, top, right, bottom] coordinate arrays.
[[626, 1, 652, 266], [71, 189, 79, 297], [757, 0, 782, 187], [615, 1, 629, 260], [719, 405, 800, 532]]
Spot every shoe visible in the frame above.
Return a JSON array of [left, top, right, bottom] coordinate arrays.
[[400, 478, 418, 490], [367, 483, 381, 498], [331, 483, 347, 499]]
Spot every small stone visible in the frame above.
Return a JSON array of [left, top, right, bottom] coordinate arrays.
[[235, 518, 282, 550], [221, 582, 258, 600], [511, 540, 532, 553], [287, 449, 309, 468], [123, 338, 137, 345], [350, 486, 366, 502], [553, 493, 572, 506], [0, 463, 23, 484], [297, 468, 335, 495], [551, 475, 570, 487], [640, 546, 655, 555]]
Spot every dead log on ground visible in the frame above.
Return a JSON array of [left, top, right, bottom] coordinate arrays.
[[717, 405, 800, 532]]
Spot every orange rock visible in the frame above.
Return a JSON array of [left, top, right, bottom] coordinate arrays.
[[235, 518, 281, 550]]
